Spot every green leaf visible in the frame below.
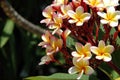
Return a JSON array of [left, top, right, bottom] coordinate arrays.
[[110, 28, 120, 45], [66, 36, 75, 50], [111, 71, 119, 79], [24, 73, 89, 80], [0, 19, 14, 48]]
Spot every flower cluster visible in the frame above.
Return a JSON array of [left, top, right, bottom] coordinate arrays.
[[39, 0, 120, 79]]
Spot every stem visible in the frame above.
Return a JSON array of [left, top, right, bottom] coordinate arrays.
[[0, 0, 46, 35], [60, 47, 73, 66], [107, 61, 120, 75], [103, 25, 111, 42]]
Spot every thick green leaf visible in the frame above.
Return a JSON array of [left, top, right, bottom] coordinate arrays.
[[0, 19, 14, 48], [24, 73, 90, 80]]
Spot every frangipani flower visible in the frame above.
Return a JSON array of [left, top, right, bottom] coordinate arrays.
[[49, 14, 63, 34], [90, 40, 114, 62], [68, 58, 94, 80], [72, 42, 92, 61], [38, 31, 63, 55], [57, 28, 71, 39], [61, 4, 73, 18], [38, 55, 52, 65], [102, 0, 119, 8], [97, 7, 120, 27], [46, 36, 63, 55], [40, 6, 54, 25], [83, 0, 103, 8], [67, 6, 91, 26], [38, 31, 51, 47]]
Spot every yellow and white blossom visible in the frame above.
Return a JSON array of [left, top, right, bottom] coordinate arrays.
[[83, 0, 103, 8], [61, 4, 73, 18], [68, 58, 94, 80], [40, 6, 53, 25], [72, 42, 92, 61], [90, 40, 114, 62], [38, 31, 51, 47], [38, 31, 63, 55], [46, 36, 63, 55], [97, 7, 120, 27], [49, 14, 63, 34], [102, 0, 119, 8], [38, 55, 52, 65], [67, 6, 91, 26]]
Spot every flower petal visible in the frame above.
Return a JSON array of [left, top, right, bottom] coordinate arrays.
[[97, 12, 107, 19], [100, 19, 109, 24], [41, 31, 51, 42], [77, 58, 89, 67], [115, 11, 120, 19], [63, 29, 71, 38], [90, 46, 99, 55], [109, 20, 118, 27], [107, 6, 115, 13], [67, 10, 76, 19], [77, 70, 84, 80], [72, 51, 81, 57], [98, 40, 105, 50], [85, 52, 92, 59], [76, 6, 84, 15], [84, 43, 91, 51], [46, 47, 55, 55], [103, 53, 112, 62], [38, 42, 48, 47], [68, 66, 78, 74], [75, 42, 83, 53], [69, 19, 77, 23], [38, 55, 52, 65], [96, 56, 103, 60], [76, 21, 83, 26], [82, 13, 91, 21], [40, 19, 51, 24], [104, 45, 114, 54], [84, 66, 94, 75]]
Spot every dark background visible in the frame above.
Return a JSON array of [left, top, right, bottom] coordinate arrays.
[[0, 0, 67, 80]]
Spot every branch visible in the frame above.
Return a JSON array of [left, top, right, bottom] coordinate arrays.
[[0, 0, 46, 35]]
